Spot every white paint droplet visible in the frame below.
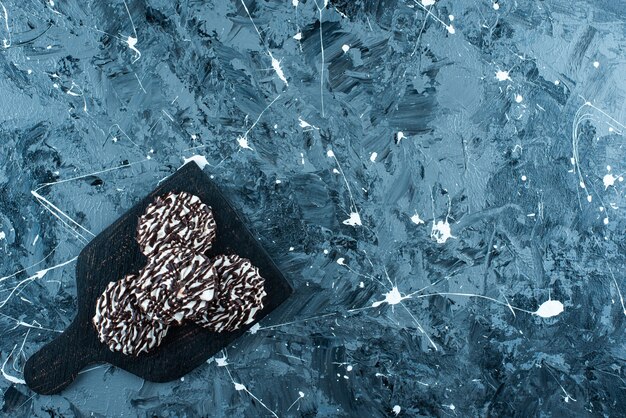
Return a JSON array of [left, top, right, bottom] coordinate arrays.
[[0, 231, 5, 240], [237, 136, 253, 150], [359, 281, 365, 288], [327, 149, 335, 158], [249, 323, 260, 334], [234, 383, 246, 391], [293, 32, 302, 40], [342, 44, 350, 53], [534, 300, 564, 318], [215, 356, 228, 367], [299, 391, 305, 397], [421, 0, 436, 5], [393, 405, 402, 415], [372, 287, 410, 307], [126, 36, 141, 63], [396, 131, 406, 144], [446, 25, 455, 34], [593, 61, 600, 68], [292, 0, 299, 6], [521, 175, 527, 181], [346, 365, 353, 371], [411, 213, 425, 225], [515, 94, 523, 103], [276, 179, 282, 184], [370, 152, 377, 162], [495, 70, 511, 81], [343, 212, 362, 226], [493, 2, 500, 10], [604, 217, 609, 225], [587, 195, 592, 203], [182, 154, 209, 170], [431, 220, 454, 244], [337, 257, 345, 265], [27, 69, 32, 74], [271, 56, 289, 85], [603, 174, 616, 189]]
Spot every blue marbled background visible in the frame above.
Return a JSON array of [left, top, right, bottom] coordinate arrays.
[[1, 0, 625, 416]]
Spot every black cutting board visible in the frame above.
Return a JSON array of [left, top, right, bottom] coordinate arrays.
[[24, 162, 293, 395]]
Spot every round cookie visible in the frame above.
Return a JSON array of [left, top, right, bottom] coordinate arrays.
[[92, 274, 169, 356], [134, 249, 218, 324], [194, 254, 267, 333], [136, 191, 217, 257]]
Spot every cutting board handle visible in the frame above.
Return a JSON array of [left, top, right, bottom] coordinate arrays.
[[24, 319, 97, 395]]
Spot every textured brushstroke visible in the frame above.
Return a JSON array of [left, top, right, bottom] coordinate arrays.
[[0, 0, 625, 416]]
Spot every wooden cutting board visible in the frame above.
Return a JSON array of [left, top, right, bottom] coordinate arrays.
[[24, 162, 293, 395]]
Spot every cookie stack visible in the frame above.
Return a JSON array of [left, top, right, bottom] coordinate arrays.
[[92, 191, 267, 356]]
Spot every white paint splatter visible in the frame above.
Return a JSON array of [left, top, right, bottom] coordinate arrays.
[[271, 56, 289, 86], [234, 382, 246, 391], [0, 231, 5, 240], [1, 345, 25, 384], [534, 300, 564, 318], [215, 355, 229, 367], [343, 212, 362, 226], [182, 155, 209, 170], [327, 149, 335, 158], [372, 287, 411, 308], [395, 131, 406, 144], [593, 61, 600, 68], [293, 32, 302, 40], [298, 117, 318, 130], [495, 70, 511, 81], [249, 323, 260, 334], [603, 174, 616, 189], [337, 258, 345, 265], [431, 220, 454, 244], [370, 152, 377, 162], [126, 36, 141, 63], [393, 405, 401, 415], [342, 44, 350, 53], [410, 213, 425, 225], [421, 0, 435, 5], [292, 0, 299, 6], [0, 1, 11, 49], [515, 94, 523, 103]]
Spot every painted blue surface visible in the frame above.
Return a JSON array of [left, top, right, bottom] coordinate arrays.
[[1, 0, 625, 416]]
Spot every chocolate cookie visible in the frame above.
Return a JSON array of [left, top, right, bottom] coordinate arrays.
[[136, 191, 217, 257], [92, 275, 170, 356], [194, 254, 267, 333], [134, 249, 217, 324]]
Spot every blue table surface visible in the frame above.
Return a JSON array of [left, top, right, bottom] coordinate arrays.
[[0, 0, 625, 416]]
